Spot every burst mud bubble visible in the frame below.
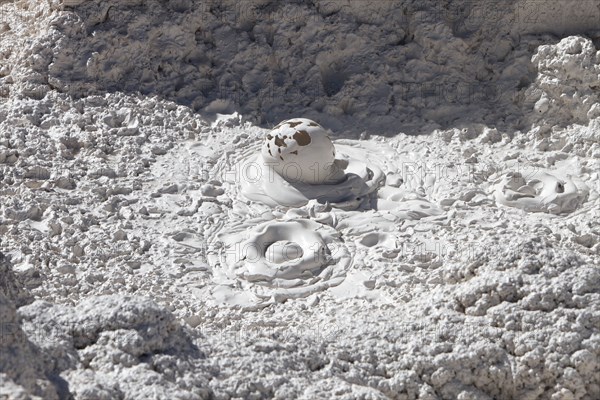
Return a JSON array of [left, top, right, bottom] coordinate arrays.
[[493, 170, 588, 214]]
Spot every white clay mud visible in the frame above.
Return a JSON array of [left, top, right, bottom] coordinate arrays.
[[1, 2, 599, 398]]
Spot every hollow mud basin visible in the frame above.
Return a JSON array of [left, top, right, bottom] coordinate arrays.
[[211, 215, 354, 303]]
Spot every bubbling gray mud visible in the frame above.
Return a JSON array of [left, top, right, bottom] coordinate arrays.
[[241, 118, 385, 209], [261, 118, 341, 185], [216, 119, 449, 303]]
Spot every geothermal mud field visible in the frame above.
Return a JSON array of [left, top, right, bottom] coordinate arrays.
[[0, 1, 599, 399]]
